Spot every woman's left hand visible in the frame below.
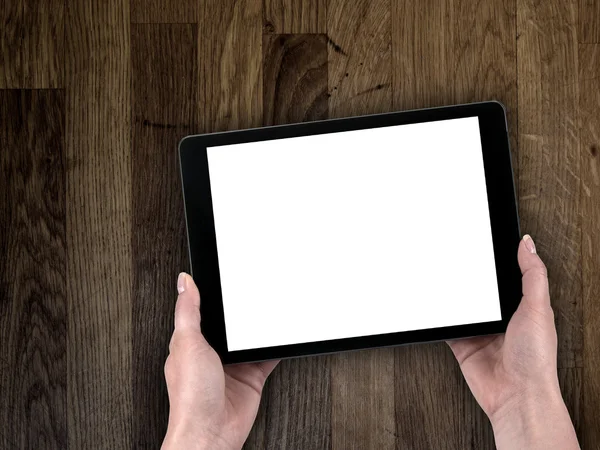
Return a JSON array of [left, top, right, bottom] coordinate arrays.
[[162, 273, 278, 450]]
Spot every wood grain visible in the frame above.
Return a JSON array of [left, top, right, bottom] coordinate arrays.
[[0, 0, 63, 88], [263, 0, 326, 33], [517, 2, 584, 439], [0, 90, 67, 449], [579, 0, 600, 43], [452, 0, 518, 170], [395, 345, 493, 450], [199, 0, 262, 132], [392, 0, 453, 110], [394, 0, 518, 167], [247, 30, 330, 450], [517, 0, 583, 370], [64, 0, 132, 447], [132, 24, 198, 448], [131, 0, 196, 24], [0, 0, 597, 446], [579, 43, 600, 450], [263, 34, 328, 125], [328, 0, 392, 117], [247, 357, 332, 450], [0, 0, 21, 87], [326, 1, 395, 448], [332, 350, 395, 450], [393, 1, 518, 448]]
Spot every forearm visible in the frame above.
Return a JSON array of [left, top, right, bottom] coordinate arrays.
[[490, 384, 579, 450]]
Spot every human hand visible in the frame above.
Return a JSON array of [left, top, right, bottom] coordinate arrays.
[[448, 235, 579, 449], [162, 273, 279, 450]]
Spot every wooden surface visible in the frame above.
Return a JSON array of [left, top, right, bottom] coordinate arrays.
[[0, 0, 598, 448], [0, 90, 66, 449], [64, 1, 132, 447], [0, 0, 63, 88], [580, 42, 600, 449], [131, 24, 197, 448]]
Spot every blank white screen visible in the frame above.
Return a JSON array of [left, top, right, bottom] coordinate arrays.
[[207, 117, 501, 351]]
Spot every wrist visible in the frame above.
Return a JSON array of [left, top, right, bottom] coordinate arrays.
[[490, 381, 579, 450], [490, 379, 560, 426]]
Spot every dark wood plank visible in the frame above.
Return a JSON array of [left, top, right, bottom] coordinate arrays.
[[22, 0, 63, 87], [392, 0, 453, 110], [517, 2, 584, 443], [393, 0, 517, 150], [198, 1, 263, 444], [243, 386, 269, 450], [64, 0, 132, 447], [395, 345, 491, 450], [332, 350, 395, 450], [0, 90, 67, 449], [263, 0, 326, 33], [0, 0, 63, 88], [517, 0, 582, 370], [200, 0, 263, 132], [326, 1, 395, 448], [392, 0, 517, 448], [131, 0, 196, 24], [328, 0, 392, 117], [452, 0, 518, 176], [0, 0, 21, 87], [454, 2, 517, 446], [263, 34, 328, 125], [579, 0, 600, 43], [246, 357, 332, 450], [131, 24, 198, 448], [246, 31, 330, 450], [579, 42, 600, 450]]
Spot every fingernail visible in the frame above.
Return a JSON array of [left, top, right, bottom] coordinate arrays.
[[177, 272, 187, 294], [523, 234, 536, 254]]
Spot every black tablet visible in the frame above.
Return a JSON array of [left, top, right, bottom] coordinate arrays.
[[179, 101, 521, 364]]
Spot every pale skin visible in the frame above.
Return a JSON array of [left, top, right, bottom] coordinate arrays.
[[162, 235, 580, 450]]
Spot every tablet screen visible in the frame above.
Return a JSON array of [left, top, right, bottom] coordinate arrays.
[[206, 116, 501, 351]]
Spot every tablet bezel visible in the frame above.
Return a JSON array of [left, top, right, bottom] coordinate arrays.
[[179, 101, 521, 364]]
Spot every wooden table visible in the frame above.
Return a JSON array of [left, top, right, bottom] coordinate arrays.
[[1, 0, 598, 448]]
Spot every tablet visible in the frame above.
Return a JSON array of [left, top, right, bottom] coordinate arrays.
[[179, 101, 521, 364]]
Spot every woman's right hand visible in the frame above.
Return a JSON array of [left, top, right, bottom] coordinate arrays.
[[447, 235, 579, 450]]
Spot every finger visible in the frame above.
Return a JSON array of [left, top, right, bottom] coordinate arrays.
[[256, 359, 279, 378], [224, 359, 280, 395], [517, 234, 550, 311], [446, 335, 499, 365], [174, 272, 201, 331]]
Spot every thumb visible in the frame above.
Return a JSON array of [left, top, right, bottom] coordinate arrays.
[[517, 234, 551, 312], [174, 272, 201, 331]]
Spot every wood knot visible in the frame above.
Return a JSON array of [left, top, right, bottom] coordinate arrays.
[[264, 22, 275, 33]]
